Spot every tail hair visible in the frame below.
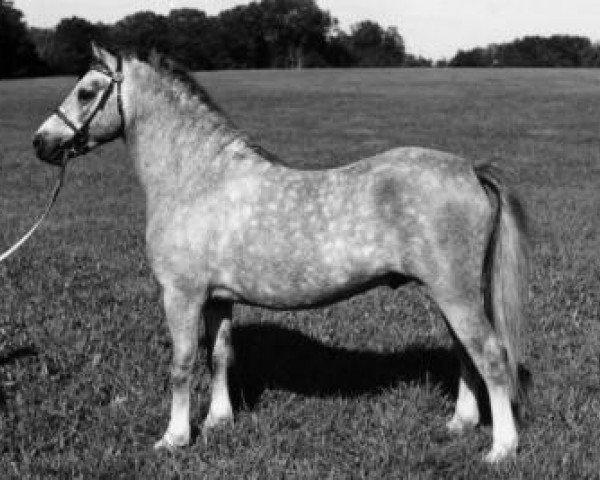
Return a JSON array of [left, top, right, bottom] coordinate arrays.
[[475, 164, 530, 402]]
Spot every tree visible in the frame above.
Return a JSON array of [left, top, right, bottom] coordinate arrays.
[[41, 17, 106, 74], [260, 0, 333, 68], [449, 48, 492, 67], [449, 35, 600, 67], [217, 4, 270, 68], [582, 41, 600, 67], [0, 0, 45, 77], [349, 20, 405, 67], [404, 54, 432, 67], [167, 9, 221, 70], [322, 27, 354, 67], [382, 27, 406, 65], [351, 20, 383, 51], [112, 11, 170, 55]]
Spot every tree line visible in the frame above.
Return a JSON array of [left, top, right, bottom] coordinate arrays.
[[2, 0, 429, 78], [3, 0, 600, 78], [448, 35, 600, 67]]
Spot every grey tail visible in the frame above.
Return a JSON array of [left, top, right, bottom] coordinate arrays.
[[475, 164, 530, 403]]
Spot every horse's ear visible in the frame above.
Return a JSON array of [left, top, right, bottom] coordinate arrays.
[[91, 42, 117, 70]]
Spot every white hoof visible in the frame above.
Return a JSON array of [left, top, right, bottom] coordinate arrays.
[[484, 443, 517, 463], [153, 432, 188, 452], [202, 411, 234, 442], [446, 416, 478, 435]]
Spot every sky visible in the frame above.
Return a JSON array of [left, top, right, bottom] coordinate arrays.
[[15, 0, 600, 60]]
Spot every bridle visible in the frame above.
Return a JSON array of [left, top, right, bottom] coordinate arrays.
[[54, 55, 126, 159]]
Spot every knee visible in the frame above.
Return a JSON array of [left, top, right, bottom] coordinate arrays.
[[171, 351, 196, 386], [212, 323, 233, 367], [212, 343, 233, 370], [482, 337, 509, 384]]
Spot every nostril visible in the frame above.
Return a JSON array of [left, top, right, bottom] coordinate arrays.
[[32, 133, 45, 153]]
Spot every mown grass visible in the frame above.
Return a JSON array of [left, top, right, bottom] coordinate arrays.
[[0, 68, 599, 478]]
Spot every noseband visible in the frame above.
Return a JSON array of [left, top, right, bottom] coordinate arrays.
[[54, 55, 125, 159]]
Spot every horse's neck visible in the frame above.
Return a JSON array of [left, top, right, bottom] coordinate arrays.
[[124, 66, 266, 203]]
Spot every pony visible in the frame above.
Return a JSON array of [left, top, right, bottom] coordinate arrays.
[[32, 44, 529, 462]]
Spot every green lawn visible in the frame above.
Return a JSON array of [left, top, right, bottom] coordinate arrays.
[[0, 68, 598, 478]]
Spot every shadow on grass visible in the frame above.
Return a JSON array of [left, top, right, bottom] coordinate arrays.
[[0, 346, 37, 367], [0, 346, 38, 408], [224, 323, 534, 429], [228, 323, 460, 409]]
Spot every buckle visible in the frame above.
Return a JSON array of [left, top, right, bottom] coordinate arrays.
[[113, 72, 124, 83]]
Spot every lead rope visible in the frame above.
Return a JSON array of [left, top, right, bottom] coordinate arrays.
[[0, 162, 66, 263]]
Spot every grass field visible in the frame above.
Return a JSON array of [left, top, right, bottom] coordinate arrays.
[[0, 68, 599, 478]]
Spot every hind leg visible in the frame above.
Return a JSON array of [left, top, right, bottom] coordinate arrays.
[[438, 300, 517, 462], [446, 360, 480, 434], [154, 285, 205, 450], [202, 299, 234, 438]]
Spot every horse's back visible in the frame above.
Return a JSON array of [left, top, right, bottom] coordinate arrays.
[[362, 146, 477, 183]]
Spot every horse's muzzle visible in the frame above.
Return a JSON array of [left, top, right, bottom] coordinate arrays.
[[32, 131, 66, 166]]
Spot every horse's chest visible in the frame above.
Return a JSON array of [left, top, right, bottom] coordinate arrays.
[[145, 204, 215, 281]]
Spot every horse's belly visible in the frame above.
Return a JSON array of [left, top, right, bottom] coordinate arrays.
[[210, 245, 401, 309], [210, 272, 391, 309]]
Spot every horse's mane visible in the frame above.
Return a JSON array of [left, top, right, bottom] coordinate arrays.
[[106, 46, 291, 166], [145, 50, 226, 115]]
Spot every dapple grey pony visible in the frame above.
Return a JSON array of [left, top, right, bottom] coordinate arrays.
[[33, 44, 529, 462]]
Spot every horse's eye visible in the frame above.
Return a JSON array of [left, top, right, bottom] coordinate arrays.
[[78, 88, 96, 103]]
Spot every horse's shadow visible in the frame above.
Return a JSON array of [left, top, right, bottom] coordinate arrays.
[[0, 346, 38, 408], [226, 323, 462, 411], [0, 346, 37, 367]]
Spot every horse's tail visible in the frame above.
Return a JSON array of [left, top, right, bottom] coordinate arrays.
[[475, 164, 530, 402]]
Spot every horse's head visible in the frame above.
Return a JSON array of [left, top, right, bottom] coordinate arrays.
[[33, 43, 126, 165]]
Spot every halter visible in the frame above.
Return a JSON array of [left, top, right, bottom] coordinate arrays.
[[54, 55, 125, 159]]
